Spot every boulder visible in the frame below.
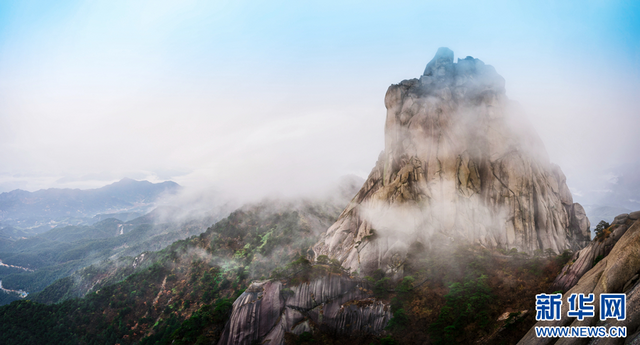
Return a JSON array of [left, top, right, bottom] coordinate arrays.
[[218, 275, 391, 345]]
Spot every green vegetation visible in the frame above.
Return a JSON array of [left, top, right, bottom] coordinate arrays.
[[594, 220, 612, 241], [594, 255, 604, 265], [0, 299, 78, 345], [373, 243, 573, 344], [0, 199, 343, 345], [386, 308, 409, 331], [429, 275, 492, 344], [365, 269, 392, 299], [297, 331, 314, 344], [141, 298, 233, 345]]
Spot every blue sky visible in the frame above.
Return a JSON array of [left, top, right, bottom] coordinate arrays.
[[0, 0, 638, 204]]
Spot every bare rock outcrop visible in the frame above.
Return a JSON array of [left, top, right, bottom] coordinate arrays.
[[313, 48, 590, 275], [218, 274, 391, 345], [552, 211, 640, 292], [518, 211, 640, 345]]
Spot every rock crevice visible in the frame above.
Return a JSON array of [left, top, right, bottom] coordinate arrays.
[[218, 275, 391, 345]]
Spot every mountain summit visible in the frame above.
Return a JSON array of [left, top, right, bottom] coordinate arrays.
[[313, 48, 590, 275]]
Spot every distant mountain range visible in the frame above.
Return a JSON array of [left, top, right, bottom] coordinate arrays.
[[0, 178, 181, 234], [0, 177, 356, 307]]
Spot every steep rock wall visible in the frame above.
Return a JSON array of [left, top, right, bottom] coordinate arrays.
[[314, 48, 590, 275], [218, 274, 391, 345]]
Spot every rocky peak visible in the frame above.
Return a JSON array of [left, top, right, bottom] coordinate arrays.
[[314, 48, 590, 276], [419, 47, 505, 97], [422, 47, 454, 79]]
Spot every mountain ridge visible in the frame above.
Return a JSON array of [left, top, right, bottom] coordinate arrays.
[[0, 178, 181, 233]]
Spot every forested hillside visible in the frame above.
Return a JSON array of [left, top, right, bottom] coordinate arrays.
[[0, 194, 349, 344], [0, 206, 229, 304]]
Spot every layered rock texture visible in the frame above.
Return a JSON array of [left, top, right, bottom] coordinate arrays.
[[218, 275, 391, 345], [518, 211, 640, 345], [552, 211, 640, 293], [313, 48, 590, 275]]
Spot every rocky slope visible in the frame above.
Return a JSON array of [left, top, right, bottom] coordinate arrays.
[[552, 211, 640, 293], [518, 210, 640, 345], [313, 47, 590, 275]]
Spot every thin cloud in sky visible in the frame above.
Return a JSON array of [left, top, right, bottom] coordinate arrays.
[[0, 0, 638, 207]]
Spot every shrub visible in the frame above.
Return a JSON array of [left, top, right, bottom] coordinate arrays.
[[386, 308, 409, 330], [594, 220, 611, 240], [593, 255, 604, 266], [316, 255, 330, 265], [373, 277, 391, 299], [396, 276, 414, 301], [297, 331, 313, 343], [212, 298, 233, 322], [430, 275, 492, 344], [379, 335, 397, 345], [280, 288, 294, 299]]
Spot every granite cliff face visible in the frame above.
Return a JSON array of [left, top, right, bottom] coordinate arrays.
[[218, 275, 390, 345], [518, 211, 640, 345], [313, 48, 590, 275]]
